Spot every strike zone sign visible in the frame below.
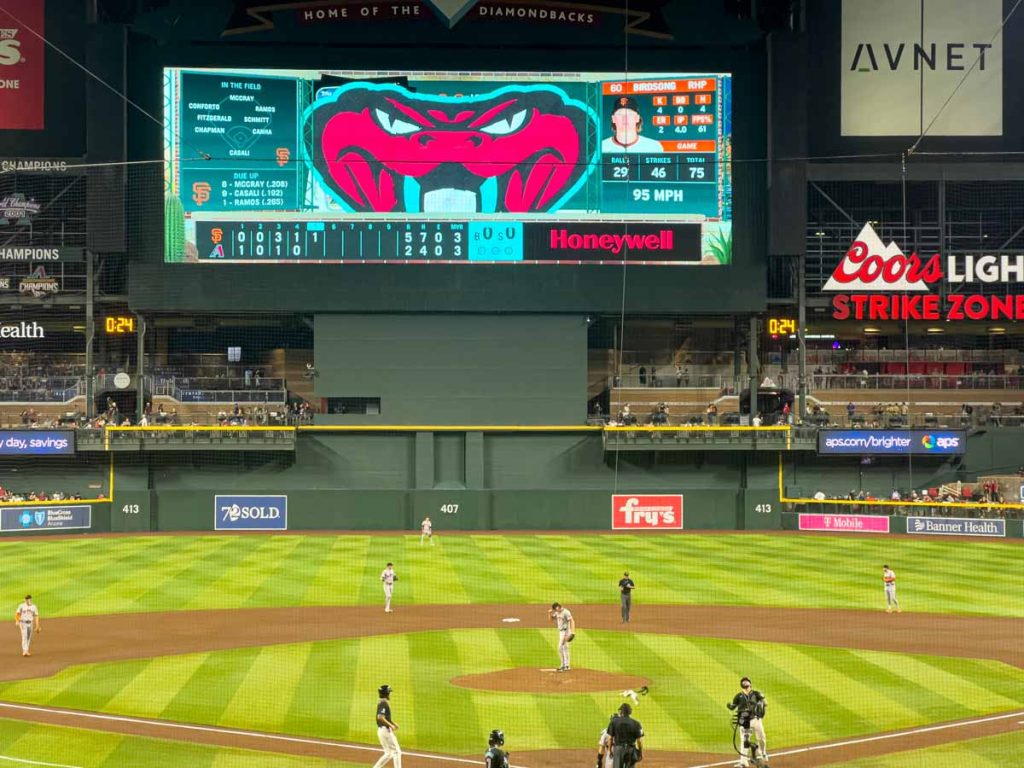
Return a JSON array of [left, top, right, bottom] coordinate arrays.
[[825, 224, 1024, 321]]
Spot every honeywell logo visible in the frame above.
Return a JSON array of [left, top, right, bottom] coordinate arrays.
[[550, 228, 674, 254]]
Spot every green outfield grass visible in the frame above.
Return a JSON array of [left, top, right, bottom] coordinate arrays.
[[0, 630, 1020, 754], [0, 717, 363, 768], [820, 730, 1024, 767], [1, 533, 1021, 619]]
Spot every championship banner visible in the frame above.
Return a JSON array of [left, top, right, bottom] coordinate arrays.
[[0, 0, 45, 130]]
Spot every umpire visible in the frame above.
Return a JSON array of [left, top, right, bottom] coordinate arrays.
[[618, 572, 636, 623], [608, 702, 644, 768]]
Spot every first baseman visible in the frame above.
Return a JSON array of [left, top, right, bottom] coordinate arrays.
[[373, 684, 402, 768], [15, 595, 39, 657], [381, 562, 397, 613], [549, 602, 575, 672], [883, 564, 901, 613]]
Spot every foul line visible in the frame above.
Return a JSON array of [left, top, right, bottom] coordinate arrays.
[[0, 756, 81, 768], [0, 703, 525, 768], [686, 710, 1024, 768]]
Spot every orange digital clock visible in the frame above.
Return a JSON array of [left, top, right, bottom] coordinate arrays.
[[105, 316, 136, 334], [767, 318, 797, 336]]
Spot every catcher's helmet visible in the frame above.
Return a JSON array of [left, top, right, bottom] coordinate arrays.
[[378, 684, 392, 698], [488, 729, 505, 747]]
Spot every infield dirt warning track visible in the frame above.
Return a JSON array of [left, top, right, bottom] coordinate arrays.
[[0, 603, 1022, 767]]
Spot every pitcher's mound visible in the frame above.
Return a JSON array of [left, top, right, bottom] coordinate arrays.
[[452, 667, 651, 694]]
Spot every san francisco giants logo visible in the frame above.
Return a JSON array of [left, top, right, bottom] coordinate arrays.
[[210, 228, 223, 244], [191, 182, 211, 206], [275, 148, 290, 167]]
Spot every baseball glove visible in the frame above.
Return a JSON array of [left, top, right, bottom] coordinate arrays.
[[567, 633, 575, 642]]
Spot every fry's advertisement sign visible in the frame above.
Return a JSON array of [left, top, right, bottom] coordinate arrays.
[[826, 224, 1024, 321]]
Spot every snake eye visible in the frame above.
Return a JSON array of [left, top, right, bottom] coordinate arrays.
[[480, 109, 527, 136], [375, 109, 419, 136]]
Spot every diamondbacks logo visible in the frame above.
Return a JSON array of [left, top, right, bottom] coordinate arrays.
[[305, 82, 598, 214], [18, 266, 59, 298], [823, 224, 941, 292]]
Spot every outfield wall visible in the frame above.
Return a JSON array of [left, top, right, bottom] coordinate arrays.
[[2, 430, 1023, 535]]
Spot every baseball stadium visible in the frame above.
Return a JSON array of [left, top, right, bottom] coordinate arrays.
[[0, 1, 1023, 767]]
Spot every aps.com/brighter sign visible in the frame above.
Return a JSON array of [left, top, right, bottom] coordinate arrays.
[[817, 430, 964, 456]]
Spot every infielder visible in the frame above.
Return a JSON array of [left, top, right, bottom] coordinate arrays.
[[15, 595, 39, 657], [484, 728, 509, 768], [883, 564, 901, 613], [618, 571, 635, 623], [381, 562, 398, 613], [727, 677, 767, 768], [549, 602, 575, 672], [420, 516, 433, 546], [373, 684, 402, 768]]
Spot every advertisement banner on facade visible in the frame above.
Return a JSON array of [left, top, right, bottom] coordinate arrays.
[[906, 516, 1005, 537], [841, 0, 1002, 136], [817, 429, 965, 456], [799, 514, 891, 533], [214, 494, 288, 530], [611, 494, 683, 530], [0, 0, 45, 130], [0, 429, 74, 455], [0, 505, 90, 532]]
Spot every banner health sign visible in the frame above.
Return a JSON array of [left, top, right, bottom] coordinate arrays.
[[907, 516, 1006, 537], [818, 429, 964, 456], [0, 505, 91, 532], [0, 430, 74, 456], [215, 495, 288, 531]]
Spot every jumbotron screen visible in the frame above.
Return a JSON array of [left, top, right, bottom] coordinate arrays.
[[163, 69, 732, 266]]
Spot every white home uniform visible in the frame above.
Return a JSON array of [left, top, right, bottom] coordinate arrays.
[[420, 518, 433, 546], [15, 601, 38, 656], [381, 566, 397, 612]]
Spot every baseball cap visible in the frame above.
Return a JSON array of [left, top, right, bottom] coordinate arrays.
[[612, 96, 641, 114]]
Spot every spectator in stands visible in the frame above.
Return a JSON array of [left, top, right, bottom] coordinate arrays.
[[675, 365, 683, 387], [990, 402, 1002, 426], [254, 369, 262, 388], [782, 402, 792, 425], [244, 368, 253, 387], [706, 402, 718, 426], [960, 403, 972, 427], [752, 412, 762, 427], [638, 366, 647, 386], [846, 401, 855, 423]]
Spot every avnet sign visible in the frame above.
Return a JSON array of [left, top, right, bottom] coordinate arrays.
[[826, 224, 1024, 322], [841, 0, 1002, 136], [611, 494, 683, 530], [214, 495, 288, 531]]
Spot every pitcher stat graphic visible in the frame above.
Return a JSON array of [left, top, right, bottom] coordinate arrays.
[[164, 70, 732, 265]]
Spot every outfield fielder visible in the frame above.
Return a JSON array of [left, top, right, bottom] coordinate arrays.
[[883, 564, 901, 613], [14, 595, 39, 657], [549, 602, 575, 672], [420, 516, 433, 546], [373, 684, 402, 768], [381, 562, 397, 613]]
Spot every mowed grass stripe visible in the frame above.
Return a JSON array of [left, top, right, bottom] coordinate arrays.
[[220, 643, 312, 732], [37, 658, 151, 713], [402, 537, 471, 605], [409, 630, 482, 752], [161, 648, 260, 726], [104, 654, 211, 718], [817, 730, 1024, 768], [0, 717, 123, 767], [284, 638, 360, 739], [185, 536, 305, 610]]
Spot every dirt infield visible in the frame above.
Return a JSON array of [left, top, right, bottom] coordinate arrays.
[[451, 667, 651, 694], [1, 603, 1022, 766]]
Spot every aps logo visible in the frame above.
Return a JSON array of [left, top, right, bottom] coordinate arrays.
[[611, 494, 683, 530], [921, 434, 959, 451], [0, 29, 22, 67]]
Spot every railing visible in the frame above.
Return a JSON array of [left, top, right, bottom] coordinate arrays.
[[783, 500, 1022, 520], [172, 388, 287, 404], [809, 373, 1024, 390], [610, 373, 733, 390], [0, 381, 84, 403], [151, 376, 285, 391]]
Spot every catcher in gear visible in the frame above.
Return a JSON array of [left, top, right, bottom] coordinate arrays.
[[727, 677, 768, 767], [485, 729, 509, 767], [549, 602, 576, 672]]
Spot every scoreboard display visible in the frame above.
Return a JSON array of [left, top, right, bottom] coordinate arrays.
[[164, 69, 732, 266]]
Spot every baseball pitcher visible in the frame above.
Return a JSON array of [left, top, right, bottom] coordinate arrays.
[[549, 602, 575, 672]]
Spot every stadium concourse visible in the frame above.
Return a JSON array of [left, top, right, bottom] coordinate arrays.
[[3, 0, 1024, 766]]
